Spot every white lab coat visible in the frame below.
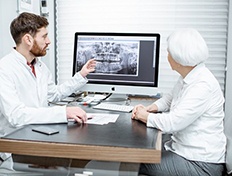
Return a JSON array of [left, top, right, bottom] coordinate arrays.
[[0, 49, 87, 170], [0, 49, 87, 136], [0, 49, 88, 167]]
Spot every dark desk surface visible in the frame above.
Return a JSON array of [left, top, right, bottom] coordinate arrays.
[[0, 99, 161, 163]]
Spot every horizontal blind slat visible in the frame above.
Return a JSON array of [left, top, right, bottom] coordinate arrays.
[[56, 0, 228, 94]]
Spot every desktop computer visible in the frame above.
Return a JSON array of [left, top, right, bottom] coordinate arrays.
[[72, 32, 160, 98]]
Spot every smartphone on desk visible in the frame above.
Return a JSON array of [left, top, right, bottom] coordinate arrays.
[[32, 126, 59, 135]]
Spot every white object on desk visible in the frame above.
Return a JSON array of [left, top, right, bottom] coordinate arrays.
[[83, 171, 93, 175], [68, 113, 119, 125], [78, 95, 106, 105], [86, 113, 119, 125], [93, 103, 134, 113]]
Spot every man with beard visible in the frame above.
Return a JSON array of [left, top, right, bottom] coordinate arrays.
[[0, 12, 96, 172]]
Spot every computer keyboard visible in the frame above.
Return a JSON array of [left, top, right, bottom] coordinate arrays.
[[93, 103, 134, 113]]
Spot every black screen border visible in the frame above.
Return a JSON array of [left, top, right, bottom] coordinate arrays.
[[72, 32, 160, 87]]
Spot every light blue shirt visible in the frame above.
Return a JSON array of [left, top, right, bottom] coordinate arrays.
[[147, 63, 226, 163]]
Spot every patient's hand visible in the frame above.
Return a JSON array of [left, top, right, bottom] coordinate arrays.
[[132, 105, 149, 124]]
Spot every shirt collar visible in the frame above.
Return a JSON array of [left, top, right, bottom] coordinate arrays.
[[27, 58, 36, 66], [12, 48, 39, 66], [183, 63, 205, 85]]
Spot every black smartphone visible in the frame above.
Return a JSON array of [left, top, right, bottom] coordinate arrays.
[[32, 126, 59, 135]]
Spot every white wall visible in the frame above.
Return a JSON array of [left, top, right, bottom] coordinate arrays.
[[0, 0, 17, 57], [42, 0, 56, 81], [224, 1, 232, 174], [0, 0, 55, 81]]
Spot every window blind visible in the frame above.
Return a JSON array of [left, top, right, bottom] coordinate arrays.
[[55, 0, 228, 94]]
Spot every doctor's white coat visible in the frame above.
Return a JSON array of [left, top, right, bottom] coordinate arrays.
[[0, 49, 87, 136]]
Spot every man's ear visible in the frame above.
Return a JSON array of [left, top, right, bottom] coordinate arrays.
[[22, 34, 33, 46]]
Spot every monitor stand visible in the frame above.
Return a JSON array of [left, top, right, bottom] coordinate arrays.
[[103, 93, 129, 105]]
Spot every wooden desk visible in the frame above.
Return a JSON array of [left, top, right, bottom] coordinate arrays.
[[0, 101, 161, 164]]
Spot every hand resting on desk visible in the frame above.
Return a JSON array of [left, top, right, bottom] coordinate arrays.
[[66, 106, 87, 123], [131, 103, 158, 124]]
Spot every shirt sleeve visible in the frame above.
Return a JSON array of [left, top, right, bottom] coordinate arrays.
[[154, 92, 173, 112], [153, 77, 183, 112], [47, 71, 88, 102], [147, 81, 215, 133]]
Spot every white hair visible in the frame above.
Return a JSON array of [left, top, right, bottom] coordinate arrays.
[[167, 28, 209, 66]]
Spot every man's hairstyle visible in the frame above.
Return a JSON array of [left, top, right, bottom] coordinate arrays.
[[167, 28, 209, 66], [10, 12, 49, 45]]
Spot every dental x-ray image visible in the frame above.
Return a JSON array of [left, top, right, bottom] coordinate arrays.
[[76, 41, 139, 76]]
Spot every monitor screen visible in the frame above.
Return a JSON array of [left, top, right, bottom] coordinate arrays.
[[73, 32, 160, 96]]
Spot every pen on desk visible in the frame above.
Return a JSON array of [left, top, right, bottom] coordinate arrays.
[[68, 116, 93, 123], [79, 102, 89, 106], [79, 101, 100, 106]]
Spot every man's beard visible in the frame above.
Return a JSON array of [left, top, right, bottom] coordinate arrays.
[[30, 40, 47, 57]]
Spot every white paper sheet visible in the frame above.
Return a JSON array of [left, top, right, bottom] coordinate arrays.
[[86, 113, 119, 125]]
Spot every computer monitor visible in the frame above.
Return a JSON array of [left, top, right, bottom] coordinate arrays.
[[73, 32, 160, 97]]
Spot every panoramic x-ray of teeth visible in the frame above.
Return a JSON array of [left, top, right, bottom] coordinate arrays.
[[76, 42, 139, 75]]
